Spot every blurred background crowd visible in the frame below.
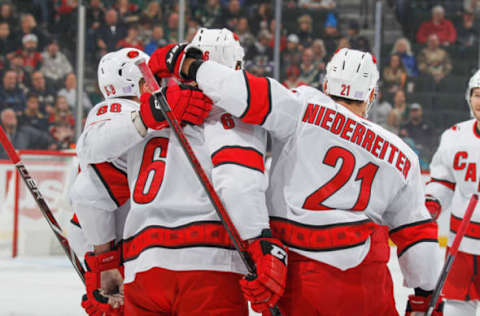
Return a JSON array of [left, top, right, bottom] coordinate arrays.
[[0, 0, 477, 170]]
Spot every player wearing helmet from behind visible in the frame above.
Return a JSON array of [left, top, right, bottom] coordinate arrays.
[[425, 70, 480, 316], [77, 33, 279, 315], [149, 45, 445, 315], [74, 47, 212, 315]]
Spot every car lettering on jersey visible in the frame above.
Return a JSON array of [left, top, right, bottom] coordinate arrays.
[[302, 103, 411, 179], [453, 151, 479, 185]]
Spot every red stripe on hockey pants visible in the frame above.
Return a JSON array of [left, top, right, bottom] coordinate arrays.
[[124, 267, 248, 316], [277, 226, 398, 316], [444, 248, 480, 301]]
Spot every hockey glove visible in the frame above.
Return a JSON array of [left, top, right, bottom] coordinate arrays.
[[83, 247, 124, 316], [240, 229, 287, 313], [405, 288, 444, 316], [425, 196, 442, 220], [149, 43, 203, 80], [139, 83, 212, 130]]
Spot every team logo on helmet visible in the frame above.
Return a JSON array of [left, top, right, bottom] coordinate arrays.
[[127, 50, 139, 58]]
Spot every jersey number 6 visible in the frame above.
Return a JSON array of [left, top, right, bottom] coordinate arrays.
[[133, 137, 169, 204], [303, 146, 379, 211]]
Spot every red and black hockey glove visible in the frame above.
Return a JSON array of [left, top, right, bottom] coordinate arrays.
[[405, 288, 444, 316], [83, 247, 124, 316], [149, 43, 203, 80], [139, 83, 212, 130], [240, 229, 288, 313], [425, 196, 442, 220]]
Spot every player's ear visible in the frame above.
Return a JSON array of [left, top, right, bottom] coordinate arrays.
[[368, 88, 375, 104], [139, 78, 150, 94], [322, 80, 327, 93]]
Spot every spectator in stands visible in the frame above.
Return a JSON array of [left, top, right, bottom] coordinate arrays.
[[217, 0, 244, 31], [249, 3, 272, 34], [19, 14, 46, 50], [383, 54, 407, 94], [235, 17, 255, 56], [464, 0, 480, 15], [418, 34, 452, 84], [116, 24, 143, 50], [299, 48, 322, 88], [86, 0, 105, 31], [311, 39, 326, 72], [0, 3, 16, 28], [416, 5, 457, 45], [392, 37, 418, 77], [17, 34, 43, 74], [399, 102, 436, 162], [298, 0, 336, 9], [0, 70, 26, 113], [49, 96, 75, 150], [114, 0, 140, 25], [282, 65, 307, 89], [297, 14, 314, 48], [0, 22, 17, 60], [57, 73, 92, 114], [247, 30, 273, 62], [282, 34, 303, 71], [322, 13, 340, 59], [40, 39, 73, 89], [144, 25, 166, 56], [30, 71, 56, 115], [369, 87, 392, 129], [456, 10, 478, 50], [9, 53, 28, 92], [387, 89, 408, 134], [193, 0, 222, 28], [268, 19, 287, 52], [95, 9, 127, 56], [17, 93, 49, 132], [0, 108, 55, 159], [164, 12, 179, 43], [336, 37, 351, 50], [141, 1, 163, 26], [347, 21, 370, 51]]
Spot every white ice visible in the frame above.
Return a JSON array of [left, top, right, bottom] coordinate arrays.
[[0, 248, 476, 315]]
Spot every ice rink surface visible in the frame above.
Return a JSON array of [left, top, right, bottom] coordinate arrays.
[[0, 247, 476, 316]]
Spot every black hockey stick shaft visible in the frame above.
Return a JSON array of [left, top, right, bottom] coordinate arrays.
[[426, 194, 478, 316], [0, 125, 85, 283], [136, 60, 281, 316]]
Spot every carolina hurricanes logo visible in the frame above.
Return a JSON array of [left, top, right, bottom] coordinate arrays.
[[202, 51, 210, 61], [127, 50, 139, 58]]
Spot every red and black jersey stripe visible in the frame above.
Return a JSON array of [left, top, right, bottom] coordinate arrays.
[[270, 216, 377, 252], [211, 146, 265, 173], [451, 214, 480, 240], [239, 71, 272, 125], [91, 162, 130, 207], [70, 213, 81, 228], [122, 221, 235, 262], [389, 219, 438, 256], [427, 178, 456, 191]]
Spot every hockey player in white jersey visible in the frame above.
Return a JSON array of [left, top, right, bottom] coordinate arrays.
[[73, 47, 214, 315], [425, 70, 480, 316], [149, 45, 445, 315], [77, 38, 286, 315]]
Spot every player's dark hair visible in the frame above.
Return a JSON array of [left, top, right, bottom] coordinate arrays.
[[330, 95, 363, 106]]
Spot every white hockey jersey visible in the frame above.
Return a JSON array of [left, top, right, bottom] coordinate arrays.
[[76, 97, 269, 283], [195, 61, 443, 290], [426, 119, 480, 255]]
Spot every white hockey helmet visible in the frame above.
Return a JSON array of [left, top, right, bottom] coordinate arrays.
[[466, 69, 480, 107], [190, 27, 244, 69], [324, 48, 379, 108], [97, 48, 150, 99]]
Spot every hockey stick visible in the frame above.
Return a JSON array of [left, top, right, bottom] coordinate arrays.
[[426, 193, 479, 316], [136, 60, 282, 316], [0, 125, 85, 283]]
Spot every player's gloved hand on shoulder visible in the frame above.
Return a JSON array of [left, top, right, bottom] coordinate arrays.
[[139, 83, 212, 130], [83, 246, 124, 316], [149, 43, 203, 80], [405, 288, 444, 316], [425, 196, 442, 220], [239, 229, 288, 313]]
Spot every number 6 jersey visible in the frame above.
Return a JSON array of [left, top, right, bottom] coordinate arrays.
[[76, 97, 269, 284], [195, 61, 443, 291]]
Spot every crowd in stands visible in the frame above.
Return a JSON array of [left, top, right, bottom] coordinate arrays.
[[0, 0, 475, 170]]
